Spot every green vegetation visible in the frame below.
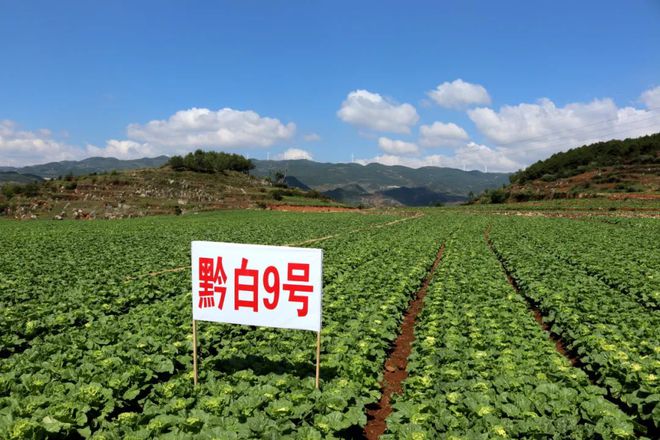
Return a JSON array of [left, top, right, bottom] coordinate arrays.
[[509, 133, 660, 184], [0, 207, 658, 438], [1, 181, 41, 199], [167, 150, 255, 174], [462, 197, 660, 212], [386, 218, 635, 439], [0, 172, 43, 185], [490, 217, 659, 430]]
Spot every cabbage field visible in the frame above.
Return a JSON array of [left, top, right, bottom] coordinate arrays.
[[0, 210, 658, 439]]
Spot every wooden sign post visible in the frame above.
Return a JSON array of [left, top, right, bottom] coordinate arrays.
[[190, 241, 323, 389], [192, 319, 198, 386]]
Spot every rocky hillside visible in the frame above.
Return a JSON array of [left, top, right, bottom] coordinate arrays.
[[0, 168, 338, 220]]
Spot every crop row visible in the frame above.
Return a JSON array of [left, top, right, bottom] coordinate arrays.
[[0, 213, 449, 438], [489, 217, 660, 430], [385, 218, 636, 439], [505, 216, 658, 309]]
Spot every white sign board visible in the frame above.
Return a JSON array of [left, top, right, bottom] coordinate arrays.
[[191, 241, 323, 332]]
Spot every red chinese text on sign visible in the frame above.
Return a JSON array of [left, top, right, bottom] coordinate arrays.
[[234, 257, 259, 312], [198, 257, 227, 309], [283, 263, 313, 317]]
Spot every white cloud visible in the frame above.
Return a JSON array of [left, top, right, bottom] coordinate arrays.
[[433, 142, 522, 172], [355, 154, 412, 167], [418, 121, 469, 148], [468, 97, 660, 165], [85, 140, 155, 159], [0, 120, 81, 166], [428, 79, 491, 109], [357, 142, 520, 173], [337, 89, 419, 133], [2, 107, 298, 165], [84, 107, 297, 160], [640, 86, 660, 109], [275, 148, 313, 160], [126, 107, 295, 151], [378, 137, 420, 155], [303, 133, 321, 142]]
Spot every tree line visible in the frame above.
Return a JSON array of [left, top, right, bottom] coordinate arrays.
[[167, 150, 255, 174]]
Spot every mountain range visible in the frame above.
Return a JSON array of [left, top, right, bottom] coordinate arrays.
[[0, 156, 170, 179], [1, 156, 510, 206], [251, 160, 509, 205]]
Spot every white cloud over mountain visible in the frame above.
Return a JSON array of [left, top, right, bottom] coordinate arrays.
[[359, 86, 660, 172], [275, 148, 313, 160], [0, 120, 79, 166], [86, 140, 155, 159], [125, 107, 295, 151], [378, 137, 420, 155], [3, 86, 659, 172], [427, 79, 491, 109], [337, 90, 419, 133], [468, 95, 660, 165], [418, 121, 469, 148], [2, 107, 298, 165], [357, 142, 521, 173]]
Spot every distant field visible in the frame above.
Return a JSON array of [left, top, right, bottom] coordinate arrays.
[[465, 197, 660, 214], [0, 207, 658, 438]]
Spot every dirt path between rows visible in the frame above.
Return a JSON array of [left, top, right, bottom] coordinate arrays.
[[363, 244, 445, 440]]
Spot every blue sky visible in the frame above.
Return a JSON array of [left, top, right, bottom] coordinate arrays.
[[1, 0, 659, 171]]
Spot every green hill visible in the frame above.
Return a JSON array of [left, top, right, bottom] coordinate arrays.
[[509, 133, 660, 184], [0, 171, 43, 184], [479, 133, 660, 204]]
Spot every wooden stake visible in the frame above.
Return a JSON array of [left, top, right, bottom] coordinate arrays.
[[315, 330, 321, 389], [192, 319, 198, 386]]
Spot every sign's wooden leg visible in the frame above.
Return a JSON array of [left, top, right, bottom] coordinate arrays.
[[192, 319, 198, 386], [315, 330, 321, 389]]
